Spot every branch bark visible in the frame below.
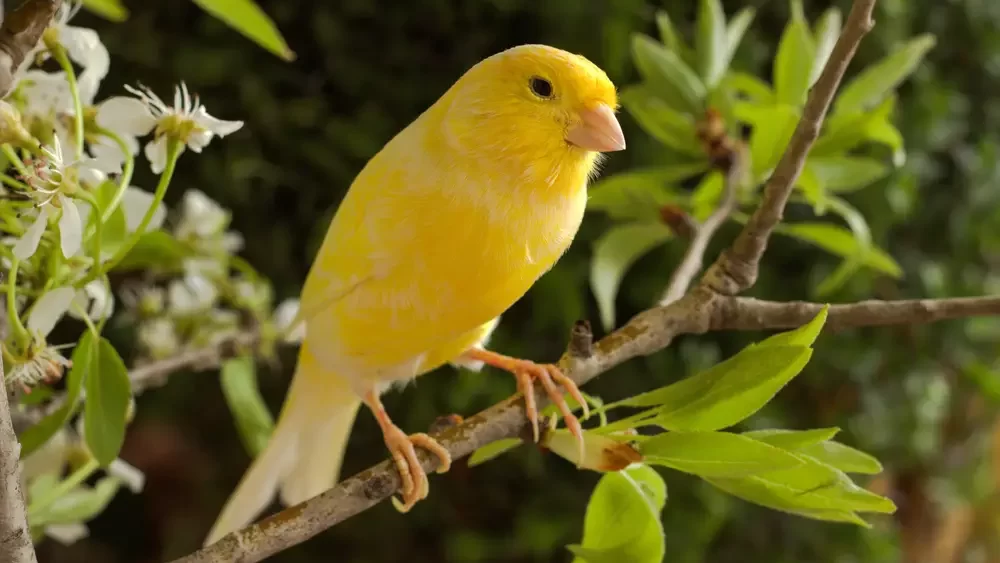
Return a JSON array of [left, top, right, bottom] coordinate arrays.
[[0, 352, 37, 563], [172, 5, 884, 561], [660, 144, 746, 305]]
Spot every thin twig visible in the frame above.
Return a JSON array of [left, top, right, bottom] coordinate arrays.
[[701, 0, 877, 296], [172, 2, 883, 561], [717, 296, 1000, 333], [660, 145, 746, 305]]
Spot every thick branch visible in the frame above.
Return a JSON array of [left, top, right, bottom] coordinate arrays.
[[718, 296, 1000, 332], [701, 0, 877, 295], [0, 313, 36, 562], [660, 145, 745, 305], [0, 0, 59, 97]]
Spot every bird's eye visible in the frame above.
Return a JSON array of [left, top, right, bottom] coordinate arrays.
[[529, 76, 553, 98]]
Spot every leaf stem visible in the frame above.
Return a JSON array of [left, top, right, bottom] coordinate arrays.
[[94, 128, 135, 224], [5, 259, 30, 347], [27, 457, 100, 518], [51, 45, 85, 161]]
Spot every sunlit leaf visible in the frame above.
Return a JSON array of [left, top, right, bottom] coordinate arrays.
[[691, 169, 723, 221], [84, 338, 132, 465], [799, 441, 883, 474], [755, 305, 829, 348], [773, 0, 815, 106], [29, 476, 122, 528], [655, 11, 697, 68], [806, 156, 890, 193], [641, 431, 803, 477], [468, 438, 523, 467], [722, 8, 756, 72], [221, 356, 275, 457], [743, 428, 841, 450], [19, 333, 95, 458], [619, 86, 702, 156], [113, 230, 195, 273], [777, 222, 902, 277], [695, 0, 727, 89], [591, 222, 673, 330], [587, 162, 708, 220], [568, 465, 666, 563], [736, 102, 800, 179], [810, 8, 842, 86], [81, 0, 128, 21], [631, 34, 706, 115], [192, 0, 295, 61], [723, 72, 774, 105], [835, 34, 936, 113]]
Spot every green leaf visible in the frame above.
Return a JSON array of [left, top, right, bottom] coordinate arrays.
[[81, 0, 129, 21], [695, 0, 727, 89], [587, 163, 708, 221], [84, 338, 132, 465], [806, 156, 890, 193], [191, 0, 295, 61], [773, 0, 816, 106], [30, 477, 122, 527], [467, 438, 523, 467], [655, 11, 697, 67], [691, 170, 723, 221], [568, 466, 666, 563], [98, 207, 128, 260], [19, 333, 95, 458], [706, 453, 895, 517], [641, 431, 803, 477], [722, 8, 755, 72], [30, 478, 122, 528], [810, 8, 842, 86], [756, 305, 829, 348], [814, 96, 903, 159], [591, 222, 673, 330], [221, 356, 275, 457], [631, 34, 706, 115], [835, 34, 936, 113], [609, 345, 812, 432], [619, 86, 702, 156], [722, 72, 774, 105], [743, 428, 841, 450], [778, 223, 902, 277], [799, 441, 883, 474], [113, 230, 194, 273], [737, 102, 800, 179]]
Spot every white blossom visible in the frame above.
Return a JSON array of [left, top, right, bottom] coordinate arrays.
[[29, 2, 110, 104], [27, 286, 76, 337], [119, 185, 166, 232], [108, 458, 145, 494], [69, 280, 114, 321], [137, 317, 179, 359], [273, 298, 305, 343], [96, 82, 243, 173]]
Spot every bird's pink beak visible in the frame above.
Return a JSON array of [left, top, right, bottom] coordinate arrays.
[[566, 103, 626, 152]]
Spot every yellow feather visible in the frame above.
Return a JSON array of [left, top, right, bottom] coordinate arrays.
[[206, 44, 620, 545]]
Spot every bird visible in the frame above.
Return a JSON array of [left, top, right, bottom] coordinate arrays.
[[205, 43, 625, 546]]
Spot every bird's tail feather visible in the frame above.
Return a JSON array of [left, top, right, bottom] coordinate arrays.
[[204, 342, 360, 546]]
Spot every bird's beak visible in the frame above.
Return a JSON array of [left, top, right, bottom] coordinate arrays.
[[566, 103, 626, 152]]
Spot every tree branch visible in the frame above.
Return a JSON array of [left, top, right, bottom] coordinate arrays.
[[701, 0, 877, 296], [717, 296, 1000, 333], [0, 0, 59, 97], [172, 2, 883, 561], [659, 145, 745, 305]]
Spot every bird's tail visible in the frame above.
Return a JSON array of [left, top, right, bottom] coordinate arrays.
[[204, 341, 361, 546]]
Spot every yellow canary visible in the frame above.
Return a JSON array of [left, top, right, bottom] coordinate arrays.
[[205, 44, 624, 545]]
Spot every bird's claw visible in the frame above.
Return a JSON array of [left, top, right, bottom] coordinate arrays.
[[382, 428, 451, 513], [510, 360, 589, 460]]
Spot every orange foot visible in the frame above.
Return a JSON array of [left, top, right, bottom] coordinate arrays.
[[365, 391, 452, 513], [461, 348, 589, 459]]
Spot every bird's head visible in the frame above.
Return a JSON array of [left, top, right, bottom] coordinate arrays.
[[439, 44, 625, 171]]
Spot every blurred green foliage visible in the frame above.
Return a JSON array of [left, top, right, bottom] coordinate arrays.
[[36, 0, 1000, 562]]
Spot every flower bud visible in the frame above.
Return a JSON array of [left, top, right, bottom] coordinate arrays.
[[543, 429, 642, 472]]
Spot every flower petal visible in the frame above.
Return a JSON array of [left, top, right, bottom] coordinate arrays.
[[144, 136, 172, 174], [96, 97, 157, 137], [192, 106, 243, 137], [108, 458, 145, 494], [27, 286, 76, 337], [57, 195, 82, 258], [45, 523, 89, 546], [273, 298, 305, 343], [121, 186, 166, 231], [13, 207, 50, 260]]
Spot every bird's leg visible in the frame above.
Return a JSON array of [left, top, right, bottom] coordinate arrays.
[[363, 390, 451, 513], [459, 349, 589, 458]]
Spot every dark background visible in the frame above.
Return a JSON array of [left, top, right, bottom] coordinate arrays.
[[35, 0, 1000, 561]]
